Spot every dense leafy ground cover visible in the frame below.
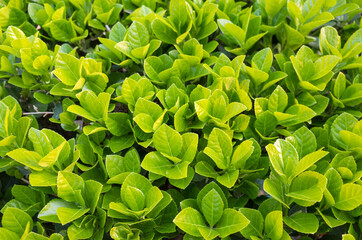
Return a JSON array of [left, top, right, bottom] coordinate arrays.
[[0, 0, 361, 239]]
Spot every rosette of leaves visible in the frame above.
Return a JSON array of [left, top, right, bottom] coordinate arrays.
[[316, 162, 362, 232], [0, 1, 35, 35], [151, 0, 193, 44], [44, 5, 88, 42], [38, 171, 106, 240], [29, 0, 122, 34], [174, 182, 250, 239], [0, 96, 33, 159], [283, 0, 359, 49], [105, 148, 141, 185], [156, 84, 189, 114], [92, 0, 123, 26], [320, 27, 362, 71], [253, 0, 288, 35], [195, 128, 263, 188], [144, 44, 210, 86], [108, 173, 177, 239], [132, 98, 167, 145], [204, 54, 253, 111], [115, 21, 161, 63], [253, 85, 329, 138], [0, 27, 54, 90], [29, 1, 91, 43], [214, 0, 247, 21], [330, 72, 362, 108], [141, 124, 198, 189], [264, 127, 330, 209], [0, 207, 64, 239], [1, 182, 45, 218], [97, 22, 129, 66], [217, 7, 267, 55], [240, 208, 295, 239], [51, 53, 109, 96], [6, 127, 77, 187], [329, 113, 362, 156], [66, 90, 112, 137], [241, 47, 288, 96], [288, 46, 340, 91], [172, 38, 210, 81], [115, 74, 155, 111], [194, 89, 247, 129], [144, 54, 175, 85], [189, 3, 219, 41], [19, 36, 53, 79], [66, 90, 110, 121]]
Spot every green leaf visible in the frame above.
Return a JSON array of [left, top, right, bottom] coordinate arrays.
[[28, 128, 52, 156], [2, 207, 33, 236], [331, 112, 358, 150], [38, 141, 66, 168], [67, 225, 94, 240], [123, 186, 145, 211], [278, 104, 317, 127], [265, 211, 283, 240], [151, 18, 177, 44], [7, 148, 42, 171], [133, 113, 154, 133], [292, 126, 317, 158], [239, 208, 264, 239], [173, 207, 206, 237], [265, 143, 285, 177], [53, 53, 80, 86], [284, 213, 319, 234], [311, 55, 340, 80], [293, 150, 329, 178], [255, 111, 278, 136], [50, 20, 76, 42], [204, 128, 232, 170], [24, 232, 49, 240], [105, 113, 132, 136], [0, 228, 19, 240], [121, 173, 152, 201], [283, 23, 304, 49], [169, 166, 195, 189], [217, 19, 245, 47], [83, 180, 103, 214], [11, 185, 38, 205], [57, 171, 84, 202], [38, 199, 78, 223], [153, 124, 182, 157], [201, 189, 224, 227], [287, 171, 327, 206], [334, 183, 362, 211], [268, 86, 288, 113], [216, 170, 239, 188], [197, 182, 228, 210], [215, 209, 249, 238], [57, 207, 89, 225], [134, 98, 163, 122], [29, 171, 58, 187], [231, 140, 254, 169], [252, 47, 273, 72], [141, 152, 172, 177]]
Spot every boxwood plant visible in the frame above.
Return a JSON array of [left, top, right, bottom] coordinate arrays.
[[0, 0, 361, 240]]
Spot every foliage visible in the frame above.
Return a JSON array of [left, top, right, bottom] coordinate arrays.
[[0, 0, 361, 239]]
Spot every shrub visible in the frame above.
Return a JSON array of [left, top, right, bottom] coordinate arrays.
[[0, 0, 361, 239]]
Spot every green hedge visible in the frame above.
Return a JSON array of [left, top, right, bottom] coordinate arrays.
[[0, 0, 361, 239]]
